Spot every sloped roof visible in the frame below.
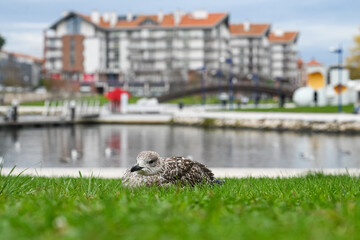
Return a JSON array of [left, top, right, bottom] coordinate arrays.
[[1, 50, 43, 63], [52, 11, 228, 29], [229, 23, 270, 36], [307, 59, 323, 66], [268, 31, 298, 43]]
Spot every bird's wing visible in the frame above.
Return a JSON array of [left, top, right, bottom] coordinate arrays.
[[163, 157, 215, 185]]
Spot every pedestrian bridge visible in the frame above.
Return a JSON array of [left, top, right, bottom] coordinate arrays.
[[157, 82, 297, 102]]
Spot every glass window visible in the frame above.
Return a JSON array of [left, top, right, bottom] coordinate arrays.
[[67, 16, 81, 34], [70, 38, 75, 66]]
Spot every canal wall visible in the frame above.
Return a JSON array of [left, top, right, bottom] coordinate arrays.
[[171, 111, 360, 133], [2, 105, 360, 133]]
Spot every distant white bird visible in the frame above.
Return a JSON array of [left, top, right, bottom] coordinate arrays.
[[105, 147, 118, 158], [299, 152, 315, 161], [14, 141, 21, 153], [122, 151, 224, 187], [70, 149, 82, 160]]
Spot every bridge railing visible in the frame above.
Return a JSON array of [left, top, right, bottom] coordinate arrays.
[[157, 81, 297, 102]]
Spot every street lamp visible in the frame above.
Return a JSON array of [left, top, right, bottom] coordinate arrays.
[[220, 57, 234, 109], [212, 69, 223, 95], [330, 45, 343, 113], [199, 66, 206, 105]]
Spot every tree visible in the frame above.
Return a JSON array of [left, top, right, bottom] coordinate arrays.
[[346, 29, 360, 79], [0, 34, 5, 50]]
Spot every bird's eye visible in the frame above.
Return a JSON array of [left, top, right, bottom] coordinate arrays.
[[149, 159, 156, 164]]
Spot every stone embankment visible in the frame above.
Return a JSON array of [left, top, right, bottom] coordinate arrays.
[[172, 111, 360, 133], [1, 104, 360, 133]]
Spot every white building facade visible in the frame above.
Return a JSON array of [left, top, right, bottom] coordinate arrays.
[[44, 10, 230, 94], [229, 22, 271, 80], [229, 22, 299, 84], [44, 11, 301, 95], [268, 30, 299, 83]]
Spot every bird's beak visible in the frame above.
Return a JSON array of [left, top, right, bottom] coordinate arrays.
[[130, 164, 143, 172]]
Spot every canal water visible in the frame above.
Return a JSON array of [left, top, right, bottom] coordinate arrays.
[[0, 125, 359, 169]]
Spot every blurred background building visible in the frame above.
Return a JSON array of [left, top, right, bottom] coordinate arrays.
[[0, 50, 43, 89], [42, 10, 300, 96]]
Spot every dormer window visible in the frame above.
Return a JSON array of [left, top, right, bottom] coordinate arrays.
[[139, 18, 158, 26], [67, 16, 81, 34]]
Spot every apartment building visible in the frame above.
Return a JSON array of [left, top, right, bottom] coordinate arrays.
[[44, 10, 230, 94], [229, 22, 271, 80], [268, 30, 299, 83], [0, 50, 43, 87], [44, 10, 301, 94], [229, 22, 299, 84]]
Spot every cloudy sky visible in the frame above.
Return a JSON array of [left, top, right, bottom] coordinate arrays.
[[0, 0, 359, 65]]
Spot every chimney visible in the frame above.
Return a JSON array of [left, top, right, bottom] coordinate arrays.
[[157, 10, 164, 23], [109, 12, 117, 27], [127, 11, 133, 22], [62, 11, 69, 17], [191, 10, 208, 19], [274, 29, 284, 37], [244, 20, 250, 32], [91, 11, 100, 24], [103, 12, 110, 22], [174, 10, 183, 26]]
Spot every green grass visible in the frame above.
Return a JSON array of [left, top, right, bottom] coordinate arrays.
[[166, 96, 282, 105], [167, 95, 221, 105], [1, 173, 360, 239], [232, 104, 355, 113]]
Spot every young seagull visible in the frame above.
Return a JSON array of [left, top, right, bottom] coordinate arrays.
[[122, 151, 224, 187]]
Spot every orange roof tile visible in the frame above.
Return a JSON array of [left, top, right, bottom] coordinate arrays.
[[229, 23, 270, 36], [1, 50, 43, 63], [77, 13, 111, 28], [77, 12, 227, 28], [179, 13, 227, 27], [307, 59, 323, 66], [268, 31, 298, 43]]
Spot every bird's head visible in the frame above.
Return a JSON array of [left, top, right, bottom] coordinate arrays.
[[130, 151, 163, 176]]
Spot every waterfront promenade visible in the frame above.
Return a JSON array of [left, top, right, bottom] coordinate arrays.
[[1, 104, 360, 132]]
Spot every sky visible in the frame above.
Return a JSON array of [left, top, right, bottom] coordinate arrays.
[[0, 0, 359, 65]]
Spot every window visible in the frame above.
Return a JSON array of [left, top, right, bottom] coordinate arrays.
[[204, 29, 211, 38], [166, 40, 172, 48], [166, 30, 173, 37], [183, 30, 190, 38], [67, 16, 81, 34], [139, 18, 158, 26], [184, 40, 189, 48], [184, 61, 189, 69], [70, 38, 75, 67]]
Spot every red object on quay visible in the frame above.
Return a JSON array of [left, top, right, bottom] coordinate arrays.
[[105, 88, 131, 101], [105, 88, 131, 113]]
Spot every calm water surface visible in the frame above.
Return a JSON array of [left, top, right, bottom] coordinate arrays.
[[0, 125, 359, 168]]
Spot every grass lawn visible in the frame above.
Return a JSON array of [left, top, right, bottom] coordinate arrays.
[[167, 95, 281, 105], [0, 173, 360, 239], [232, 104, 355, 113]]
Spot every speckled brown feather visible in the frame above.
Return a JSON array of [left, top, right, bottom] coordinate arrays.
[[122, 153, 220, 188]]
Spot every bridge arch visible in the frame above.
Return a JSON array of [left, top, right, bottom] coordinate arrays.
[[157, 83, 296, 102]]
